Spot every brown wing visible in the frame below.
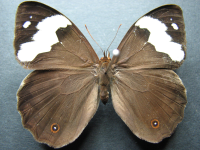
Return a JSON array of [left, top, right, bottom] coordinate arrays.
[[115, 5, 186, 70], [14, 1, 99, 70], [111, 5, 187, 143], [14, 2, 100, 148], [17, 69, 99, 148], [111, 69, 186, 143]]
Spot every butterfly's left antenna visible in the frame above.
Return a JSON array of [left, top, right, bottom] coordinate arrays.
[[106, 24, 122, 55], [85, 25, 104, 56]]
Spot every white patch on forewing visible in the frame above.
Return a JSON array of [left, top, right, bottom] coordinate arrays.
[[18, 15, 72, 62], [113, 49, 120, 56], [171, 23, 179, 30], [23, 21, 31, 28], [135, 16, 184, 62]]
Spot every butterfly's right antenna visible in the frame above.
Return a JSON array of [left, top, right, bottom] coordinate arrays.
[[85, 25, 105, 56]]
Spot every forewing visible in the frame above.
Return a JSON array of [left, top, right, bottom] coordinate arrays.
[[111, 5, 187, 143], [111, 69, 187, 143], [115, 5, 186, 70], [17, 69, 99, 148], [14, 2, 99, 70]]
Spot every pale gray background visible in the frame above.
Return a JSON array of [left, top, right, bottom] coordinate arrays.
[[0, 0, 200, 149]]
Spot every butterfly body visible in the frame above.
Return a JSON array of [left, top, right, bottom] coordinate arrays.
[[97, 53, 112, 104], [14, 2, 187, 148]]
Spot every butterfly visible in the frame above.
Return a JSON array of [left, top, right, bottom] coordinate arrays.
[[14, 1, 187, 148]]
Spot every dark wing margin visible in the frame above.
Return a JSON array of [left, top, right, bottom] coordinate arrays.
[[14, 1, 99, 70], [17, 69, 99, 148]]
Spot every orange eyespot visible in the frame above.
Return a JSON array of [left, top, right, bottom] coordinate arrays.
[[151, 119, 159, 129], [51, 123, 60, 133]]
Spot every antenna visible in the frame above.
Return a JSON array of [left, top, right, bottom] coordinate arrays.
[[85, 25, 104, 55], [106, 24, 122, 54]]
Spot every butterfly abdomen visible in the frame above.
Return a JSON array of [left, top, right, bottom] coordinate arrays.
[[99, 56, 111, 104], [100, 85, 109, 104]]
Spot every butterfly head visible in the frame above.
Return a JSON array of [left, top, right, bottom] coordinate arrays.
[[99, 51, 111, 72]]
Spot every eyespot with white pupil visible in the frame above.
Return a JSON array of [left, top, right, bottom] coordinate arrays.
[[51, 123, 60, 133], [151, 119, 159, 129]]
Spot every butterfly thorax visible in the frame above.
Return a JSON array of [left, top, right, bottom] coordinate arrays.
[[99, 56, 111, 104]]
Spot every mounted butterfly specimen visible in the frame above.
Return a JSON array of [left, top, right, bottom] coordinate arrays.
[[14, 1, 187, 148]]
